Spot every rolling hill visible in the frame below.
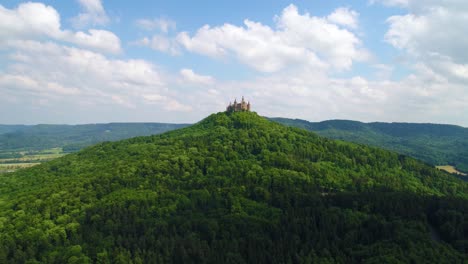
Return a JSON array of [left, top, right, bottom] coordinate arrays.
[[0, 125, 28, 135], [0, 112, 466, 263], [271, 118, 468, 173], [0, 123, 190, 152], [1, 119, 466, 175]]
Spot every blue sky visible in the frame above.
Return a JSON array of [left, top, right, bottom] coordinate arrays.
[[0, 0, 467, 126]]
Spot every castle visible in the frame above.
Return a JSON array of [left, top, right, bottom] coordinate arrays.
[[226, 96, 251, 112]]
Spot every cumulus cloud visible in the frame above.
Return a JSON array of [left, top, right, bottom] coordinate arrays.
[[133, 35, 180, 55], [176, 4, 368, 73], [385, 5, 468, 61], [1, 41, 157, 107], [0, 40, 201, 123], [1, 2, 467, 126], [134, 17, 179, 55], [0, 2, 62, 39], [382, 0, 468, 86], [179, 69, 215, 85], [66, 29, 121, 53], [0, 2, 121, 53], [212, 64, 467, 126], [7, 40, 161, 90], [136, 17, 176, 33], [71, 0, 109, 28], [327, 7, 359, 29], [143, 94, 192, 112]]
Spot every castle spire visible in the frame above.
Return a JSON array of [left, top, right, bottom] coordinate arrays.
[[226, 97, 251, 112]]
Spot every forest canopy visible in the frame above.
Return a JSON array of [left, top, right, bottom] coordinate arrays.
[[0, 111, 466, 263]]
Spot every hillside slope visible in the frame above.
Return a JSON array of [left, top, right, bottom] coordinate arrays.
[[271, 118, 468, 173], [0, 125, 29, 135], [2, 119, 467, 174], [0, 112, 467, 263], [0, 123, 190, 151]]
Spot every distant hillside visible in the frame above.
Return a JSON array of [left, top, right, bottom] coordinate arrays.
[[2, 119, 467, 174], [271, 118, 468, 173], [0, 112, 466, 263], [0, 123, 190, 151], [0, 125, 29, 135]]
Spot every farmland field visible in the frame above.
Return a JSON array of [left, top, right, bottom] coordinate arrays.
[[436, 165, 467, 176], [0, 148, 66, 173]]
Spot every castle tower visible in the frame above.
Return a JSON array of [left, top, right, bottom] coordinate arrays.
[[226, 97, 251, 112], [241, 96, 246, 109]]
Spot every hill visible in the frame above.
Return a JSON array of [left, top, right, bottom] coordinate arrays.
[[271, 118, 468, 173], [0, 112, 467, 263], [0, 125, 29, 135], [2, 119, 467, 176], [0, 123, 190, 152]]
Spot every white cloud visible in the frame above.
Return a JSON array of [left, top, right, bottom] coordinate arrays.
[[385, 7, 468, 62], [176, 4, 368, 73], [0, 2, 62, 40], [1, 2, 467, 126], [1, 41, 161, 105], [327, 7, 359, 29], [71, 0, 109, 28], [0, 40, 201, 123], [0, 2, 121, 53], [136, 17, 176, 33], [143, 94, 192, 112], [212, 64, 467, 126], [179, 69, 214, 85], [134, 35, 180, 55], [67, 29, 121, 54], [424, 54, 468, 82], [383, 0, 468, 85]]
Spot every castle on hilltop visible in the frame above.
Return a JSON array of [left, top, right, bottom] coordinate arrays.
[[226, 96, 251, 112]]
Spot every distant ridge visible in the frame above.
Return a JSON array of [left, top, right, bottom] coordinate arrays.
[[1, 118, 467, 173], [270, 117, 468, 173], [0, 122, 190, 151]]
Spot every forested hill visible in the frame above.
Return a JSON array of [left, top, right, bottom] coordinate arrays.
[[0, 112, 467, 263], [271, 118, 468, 173], [0, 125, 29, 135], [2, 119, 467, 175], [0, 123, 190, 151]]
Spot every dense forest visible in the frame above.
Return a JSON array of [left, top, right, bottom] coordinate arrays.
[[0, 125, 28, 135], [0, 112, 467, 263], [0, 123, 189, 152], [1, 118, 467, 175], [272, 118, 468, 173]]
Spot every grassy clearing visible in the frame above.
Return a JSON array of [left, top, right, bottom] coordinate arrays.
[[0, 163, 40, 173], [0, 154, 64, 163], [0, 148, 66, 173], [436, 165, 467, 176]]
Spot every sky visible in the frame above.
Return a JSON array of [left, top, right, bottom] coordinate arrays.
[[0, 0, 467, 126]]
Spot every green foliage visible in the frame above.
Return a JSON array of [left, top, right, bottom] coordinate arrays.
[[0, 125, 29, 135], [0, 123, 190, 152], [0, 112, 467, 263], [272, 118, 468, 173]]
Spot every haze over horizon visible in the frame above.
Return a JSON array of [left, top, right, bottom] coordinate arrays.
[[1, 0, 467, 126]]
